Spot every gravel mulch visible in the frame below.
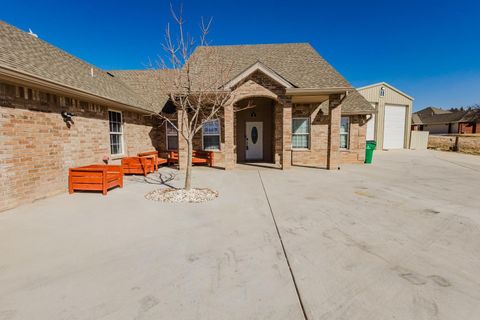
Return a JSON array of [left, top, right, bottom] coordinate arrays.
[[145, 188, 218, 203]]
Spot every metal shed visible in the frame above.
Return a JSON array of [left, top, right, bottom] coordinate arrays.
[[357, 82, 413, 149]]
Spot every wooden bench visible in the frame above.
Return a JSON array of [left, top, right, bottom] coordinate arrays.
[[137, 151, 167, 171], [167, 150, 214, 167], [121, 156, 155, 176], [69, 165, 123, 196]]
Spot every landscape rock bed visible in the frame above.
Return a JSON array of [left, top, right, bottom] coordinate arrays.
[[145, 188, 218, 203]]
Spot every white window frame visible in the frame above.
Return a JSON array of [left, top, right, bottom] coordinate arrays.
[[292, 117, 310, 150], [340, 116, 350, 150], [202, 119, 221, 151], [166, 120, 178, 150], [108, 110, 124, 156]]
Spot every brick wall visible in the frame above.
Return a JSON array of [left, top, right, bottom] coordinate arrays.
[[340, 115, 367, 164], [192, 70, 369, 169], [291, 103, 329, 167], [0, 82, 157, 212], [291, 103, 367, 167], [232, 70, 289, 167], [458, 122, 477, 134], [184, 109, 226, 168]]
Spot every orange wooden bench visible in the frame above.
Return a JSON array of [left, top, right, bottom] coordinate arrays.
[[137, 151, 167, 171], [69, 165, 123, 196], [121, 156, 155, 176], [167, 150, 214, 167]]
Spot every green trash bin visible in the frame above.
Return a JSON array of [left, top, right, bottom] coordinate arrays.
[[365, 140, 376, 164]]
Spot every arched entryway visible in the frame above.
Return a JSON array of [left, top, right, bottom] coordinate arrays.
[[235, 97, 276, 163]]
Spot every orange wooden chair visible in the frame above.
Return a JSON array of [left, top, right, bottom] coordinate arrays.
[[138, 151, 167, 171], [121, 156, 155, 176], [167, 150, 214, 167], [69, 165, 123, 195], [167, 151, 179, 166], [192, 150, 214, 167]]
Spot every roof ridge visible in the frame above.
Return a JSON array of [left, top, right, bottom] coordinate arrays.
[[197, 42, 311, 48]]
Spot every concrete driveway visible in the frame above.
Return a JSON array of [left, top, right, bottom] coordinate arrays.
[[1, 150, 479, 319]]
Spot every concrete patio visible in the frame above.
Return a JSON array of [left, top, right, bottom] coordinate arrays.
[[1, 150, 480, 319]]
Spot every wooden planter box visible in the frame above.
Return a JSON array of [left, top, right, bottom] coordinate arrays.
[[69, 165, 123, 195], [121, 156, 155, 176]]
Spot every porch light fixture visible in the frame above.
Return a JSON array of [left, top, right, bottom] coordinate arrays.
[[61, 111, 75, 127], [250, 111, 256, 117]]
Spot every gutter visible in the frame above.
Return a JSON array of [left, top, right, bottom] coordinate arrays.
[[415, 121, 469, 125], [286, 87, 354, 95], [0, 64, 154, 115], [342, 110, 375, 115]]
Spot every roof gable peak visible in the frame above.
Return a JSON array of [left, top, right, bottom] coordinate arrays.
[[357, 82, 413, 100], [223, 61, 294, 90]]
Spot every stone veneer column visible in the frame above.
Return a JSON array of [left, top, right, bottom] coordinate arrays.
[[177, 109, 188, 171], [223, 102, 235, 170], [281, 99, 292, 169], [327, 94, 342, 170]]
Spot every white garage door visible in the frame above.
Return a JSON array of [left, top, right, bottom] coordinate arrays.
[[383, 105, 406, 149]]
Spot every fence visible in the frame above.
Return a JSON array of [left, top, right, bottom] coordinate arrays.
[[428, 134, 480, 155], [410, 131, 429, 150]]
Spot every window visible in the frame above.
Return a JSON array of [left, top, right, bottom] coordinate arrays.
[[18, 87, 25, 98], [202, 119, 221, 151], [108, 110, 123, 155], [166, 121, 178, 150], [292, 118, 310, 149], [64, 97, 73, 107], [340, 116, 350, 149]]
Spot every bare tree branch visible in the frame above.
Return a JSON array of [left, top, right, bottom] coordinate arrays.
[[146, 6, 234, 190]]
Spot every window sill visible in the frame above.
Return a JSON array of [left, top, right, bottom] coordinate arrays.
[[292, 148, 311, 152], [110, 154, 125, 160]]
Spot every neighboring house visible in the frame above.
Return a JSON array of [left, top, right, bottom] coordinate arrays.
[[0, 21, 374, 211], [357, 82, 413, 149], [412, 107, 479, 134]]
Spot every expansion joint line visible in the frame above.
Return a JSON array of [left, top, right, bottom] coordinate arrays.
[[257, 170, 309, 320]]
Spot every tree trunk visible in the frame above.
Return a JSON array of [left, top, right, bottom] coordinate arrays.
[[184, 138, 193, 190]]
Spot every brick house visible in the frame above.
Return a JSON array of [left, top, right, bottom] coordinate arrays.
[[0, 21, 373, 211], [412, 107, 480, 134]]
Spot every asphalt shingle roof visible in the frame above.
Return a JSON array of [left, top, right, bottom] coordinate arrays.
[[112, 44, 373, 114], [413, 107, 480, 125], [109, 69, 175, 111], [0, 21, 152, 112], [187, 43, 351, 89], [1, 21, 372, 115], [340, 90, 375, 114]]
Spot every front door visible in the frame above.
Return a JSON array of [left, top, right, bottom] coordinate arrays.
[[246, 122, 263, 160]]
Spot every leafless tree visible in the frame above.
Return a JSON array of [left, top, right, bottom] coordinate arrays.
[[151, 5, 234, 190]]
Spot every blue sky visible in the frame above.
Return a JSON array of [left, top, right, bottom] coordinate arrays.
[[2, 0, 480, 110]]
